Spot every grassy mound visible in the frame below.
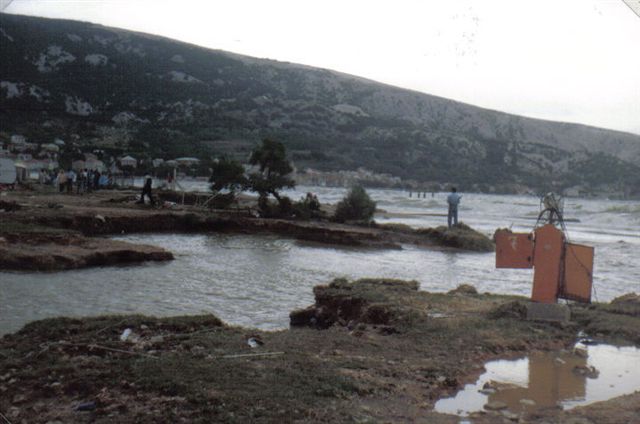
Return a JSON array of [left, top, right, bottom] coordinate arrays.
[[417, 223, 494, 252]]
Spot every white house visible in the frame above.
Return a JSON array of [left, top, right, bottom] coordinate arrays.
[[119, 155, 137, 168], [174, 157, 200, 167], [40, 143, 60, 153]]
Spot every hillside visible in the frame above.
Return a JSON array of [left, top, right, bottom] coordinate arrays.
[[1, 13, 640, 193]]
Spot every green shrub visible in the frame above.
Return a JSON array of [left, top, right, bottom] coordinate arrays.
[[257, 195, 294, 218], [333, 185, 376, 223]]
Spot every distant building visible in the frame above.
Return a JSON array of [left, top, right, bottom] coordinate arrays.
[[25, 159, 55, 172], [119, 155, 137, 168], [174, 157, 200, 167], [10, 135, 26, 145], [40, 143, 60, 153], [85, 158, 106, 172]]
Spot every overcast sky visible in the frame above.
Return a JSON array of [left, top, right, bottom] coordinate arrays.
[[4, 0, 640, 135]]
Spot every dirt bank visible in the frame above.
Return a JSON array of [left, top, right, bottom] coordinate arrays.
[[0, 189, 493, 271], [1, 279, 638, 423], [0, 232, 173, 271]]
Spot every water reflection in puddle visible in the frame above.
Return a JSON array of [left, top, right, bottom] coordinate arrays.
[[435, 343, 640, 417]]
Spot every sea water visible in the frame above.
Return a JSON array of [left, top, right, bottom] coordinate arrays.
[[1, 187, 639, 335]]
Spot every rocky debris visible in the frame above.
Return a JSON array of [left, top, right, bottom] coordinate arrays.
[[573, 347, 588, 358], [572, 365, 600, 379], [607, 292, 640, 317], [484, 400, 508, 411], [502, 410, 520, 421], [0, 200, 20, 211], [290, 278, 418, 330], [562, 418, 595, 424], [416, 223, 495, 252], [447, 284, 478, 295], [612, 292, 640, 305], [488, 300, 529, 320]]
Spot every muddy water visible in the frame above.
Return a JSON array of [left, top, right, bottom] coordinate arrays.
[[0, 233, 499, 335], [1, 189, 639, 335], [435, 343, 640, 416]]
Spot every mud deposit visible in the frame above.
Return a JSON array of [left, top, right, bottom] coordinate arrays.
[[0, 232, 172, 271], [0, 189, 493, 272], [1, 279, 639, 423]]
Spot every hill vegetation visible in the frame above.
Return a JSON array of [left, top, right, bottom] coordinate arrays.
[[1, 13, 640, 195]]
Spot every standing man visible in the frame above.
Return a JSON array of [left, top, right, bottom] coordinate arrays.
[[56, 169, 67, 193], [447, 187, 462, 228], [137, 174, 155, 205]]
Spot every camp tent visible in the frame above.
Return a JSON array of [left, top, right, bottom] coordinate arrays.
[[0, 158, 17, 185]]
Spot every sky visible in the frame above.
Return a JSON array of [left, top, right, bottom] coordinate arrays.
[[3, 0, 640, 135]]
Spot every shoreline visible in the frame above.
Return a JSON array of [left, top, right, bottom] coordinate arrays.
[[1, 278, 638, 423], [0, 188, 494, 271]]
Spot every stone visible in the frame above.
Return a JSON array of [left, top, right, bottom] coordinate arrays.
[[572, 365, 599, 379], [448, 284, 478, 295], [12, 393, 27, 404], [190, 345, 206, 358], [484, 401, 508, 411], [149, 336, 164, 344], [502, 410, 520, 421], [563, 418, 594, 424], [526, 302, 570, 322], [7, 406, 20, 418], [573, 347, 588, 358]]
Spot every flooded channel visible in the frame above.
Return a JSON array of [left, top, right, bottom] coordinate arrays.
[[435, 342, 640, 417], [1, 189, 639, 335]]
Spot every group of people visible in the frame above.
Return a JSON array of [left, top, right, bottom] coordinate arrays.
[[48, 168, 111, 194]]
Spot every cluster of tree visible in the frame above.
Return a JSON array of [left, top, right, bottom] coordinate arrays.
[[210, 138, 376, 222], [210, 138, 294, 213]]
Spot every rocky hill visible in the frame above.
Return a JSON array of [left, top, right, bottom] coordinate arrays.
[[1, 13, 640, 193]]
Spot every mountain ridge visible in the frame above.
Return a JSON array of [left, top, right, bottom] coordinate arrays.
[[1, 13, 639, 193]]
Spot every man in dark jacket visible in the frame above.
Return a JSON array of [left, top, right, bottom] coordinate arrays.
[[137, 174, 155, 205]]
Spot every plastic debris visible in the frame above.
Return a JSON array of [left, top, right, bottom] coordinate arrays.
[[120, 328, 132, 342], [75, 401, 96, 411], [247, 337, 263, 348]]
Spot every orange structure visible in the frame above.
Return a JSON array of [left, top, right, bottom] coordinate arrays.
[[495, 224, 594, 303]]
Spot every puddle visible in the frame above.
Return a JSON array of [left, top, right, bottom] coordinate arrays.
[[435, 342, 640, 417]]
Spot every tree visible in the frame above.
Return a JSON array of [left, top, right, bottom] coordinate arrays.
[[333, 185, 376, 223], [209, 156, 247, 195], [248, 139, 295, 210]]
